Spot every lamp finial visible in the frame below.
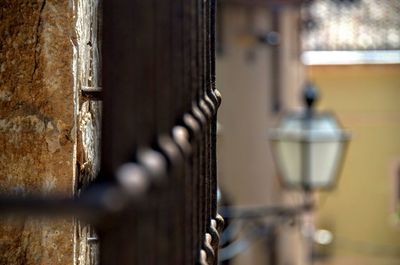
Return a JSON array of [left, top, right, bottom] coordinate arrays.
[[303, 82, 319, 110]]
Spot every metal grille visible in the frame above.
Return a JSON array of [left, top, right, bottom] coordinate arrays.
[[0, 0, 222, 264], [100, 0, 223, 263], [301, 0, 400, 51]]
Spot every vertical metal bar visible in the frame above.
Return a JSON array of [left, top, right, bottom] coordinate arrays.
[[202, 0, 211, 237], [204, 3, 217, 265], [155, 0, 173, 134], [208, 2, 222, 263], [169, 0, 186, 263], [182, 0, 195, 262], [101, 0, 220, 263], [190, 0, 201, 262], [154, 1, 173, 264], [267, 227, 278, 265], [196, 0, 206, 254], [101, 0, 157, 177], [270, 6, 281, 113], [101, 1, 157, 264], [210, 0, 219, 220]]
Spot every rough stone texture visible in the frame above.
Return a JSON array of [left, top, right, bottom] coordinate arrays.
[[75, 0, 101, 192], [76, 100, 101, 265], [74, 0, 102, 263], [0, 1, 75, 264]]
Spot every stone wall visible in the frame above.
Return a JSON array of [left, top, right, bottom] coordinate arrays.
[[74, 0, 101, 264], [0, 0, 100, 264]]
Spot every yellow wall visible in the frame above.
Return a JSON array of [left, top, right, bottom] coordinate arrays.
[[310, 65, 400, 263]]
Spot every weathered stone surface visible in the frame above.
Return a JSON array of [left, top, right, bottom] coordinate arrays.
[[0, 1, 75, 264], [74, 0, 102, 264], [75, 0, 102, 191], [0, 0, 75, 195]]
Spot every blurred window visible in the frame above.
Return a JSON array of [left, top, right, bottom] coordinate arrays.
[[301, 0, 400, 64]]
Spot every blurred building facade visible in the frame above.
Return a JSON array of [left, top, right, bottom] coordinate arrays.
[[216, 0, 400, 265], [216, 1, 307, 264], [304, 1, 400, 264], [311, 64, 400, 265]]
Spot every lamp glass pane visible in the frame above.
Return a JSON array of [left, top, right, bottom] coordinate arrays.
[[271, 112, 349, 189], [310, 140, 344, 187], [275, 140, 302, 187]]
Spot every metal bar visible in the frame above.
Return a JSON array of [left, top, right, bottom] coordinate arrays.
[[81, 86, 103, 101], [270, 7, 281, 113], [101, 0, 158, 177], [219, 0, 304, 7], [209, 0, 218, 219], [101, 0, 159, 263], [219, 203, 314, 219], [0, 196, 92, 218], [0, 184, 126, 224]]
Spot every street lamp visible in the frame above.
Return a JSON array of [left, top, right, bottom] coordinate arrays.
[[219, 83, 351, 263], [269, 83, 350, 190]]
